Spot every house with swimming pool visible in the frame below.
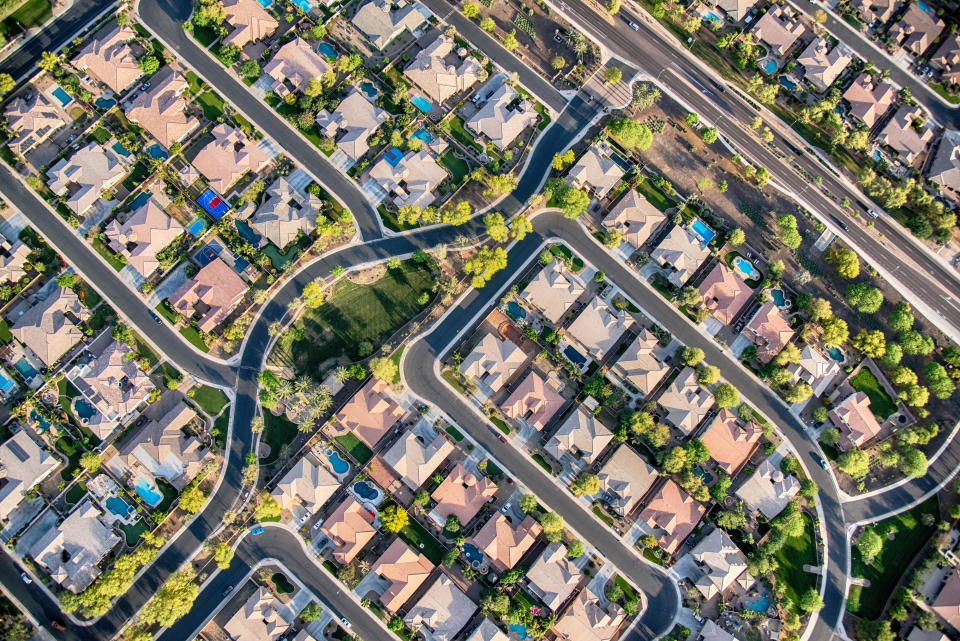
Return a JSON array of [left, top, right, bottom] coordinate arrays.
[[315, 89, 389, 168], [352, 0, 427, 50], [609, 328, 671, 398], [430, 463, 496, 527], [0, 429, 58, 522], [830, 391, 884, 451], [247, 176, 321, 250], [222, 0, 280, 48], [263, 37, 332, 97], [470, 512, 541, 572], [318, 496, 377, 564], [381, 421, 454, 490], [271, 455, 341, 519], [601, 189, 667, 252], [686, 527, 751, 599], [740, 301, 794, 363], [404, 34, 481, 106], [697, 262, 752, 329], [3, 91, 67, 159], [525, 541, 582, 611], [888, 2, 944, 57], [749, 5, 809, 59], [70, 23, 142, 95], [519, 260, 586, 324], [125, 67, 200, 150], [597, 444, 658, 516], [69, 339, 154, 437], [167, 257, 249, 333], [465, 84, 538, 150], [567, 144, 624, 199], [650, 224, 711, 288], [9, 285, 88, 367], [796, 37, 853, 93], [404, 573, 478, 641], [46, 141, 128, 215], [553, 587, 626, 641], [786, 344, 841, 398], [192, 124, 271, 195], [367, 148, 448, 209], [545, 405, 614, 470], [104, 197, 184, 278]]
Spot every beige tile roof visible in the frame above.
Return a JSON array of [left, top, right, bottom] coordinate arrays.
[[526, 541, 582, 610], [370, 538, 435, 612], [431, 463, 497, 525], [598, 445, 657, 516], [850, 0, 899, 24], [192, 124, 270, 194], [223, 0, 279, 47], [224, 586, 292, 641], [889, 2, 944, 56], [545, 406, 613, 465], [0, 241, 30, 283], [877, 104, 934, 164], [271, 456, 341, 513], [249, 176, 320, 249], [500, 370, 565, 432], [842, 73, 896, 128], [638, 479, 705, 554], [352, 0, 426, 49], [46, 141, 127, 214], [929, 134, 960, 192], [610, 328, 670, 397], [787, 344, 841, 397], [651, 225, 711, 287], [168, 257, 248, 332], [369, 149, 447, 209], [689, 528, 749, 599], [566, 298, 632, 360], [568, 146, 624, 198], [104, 197, 183, 277], [700, 409, 762, 475], [742, 301, 794, 363], [404, 35, 481, 104], [797, 37, 852, 92], [734, 458, 800, 519], [382, 429, 454, 490], [0, 430, 57, 521], [11, 286, 88, 366], [602, 189, 666, 250], [4, 92, 66, 156], [460, 332, 526, 392], [335, 379, 405, 448], [71, 23, 141, 93], [831, 391, 883, 450], [264, 38, 332, 95], [126, 68, 199, 149], [471, 513, 541, 572], [465, 618, 509, 641], [697, 262, 752, 326], [78, 340, 154, 429], [520, 260, 585, 324], [658, 367, 712, 435], [750, 5, 809, 57], [933, 567, 960, 631], [715, 0, 757, 21], [466, 84, 538, 149], [320, 496, 376, 564], [403, 574, 478, 641], [699, 620, 737, 641], [553, 587, 626, 641], [931, 34, 960, 84], [315, 90, 388, 163]]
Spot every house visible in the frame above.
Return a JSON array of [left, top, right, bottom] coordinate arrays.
[[431, 463, 497, 525], [10, 286, 88, 366], [688, 528, 750, 599], [370, 538, 434, 612], [565, 298, 632, 361], [888, 1, 944, 56], [787, 344, 841, 397], [352, 0, 426, 50], [249, 176, 321, 249], [126, 68, 199, 149], [932, 567, 960, 631], [46, 141, 127, 215], [597, 445, 658, 516], [699, 620, 737, 641], [609, 328, 670, 397], [70, 23, 141, 94], [4, 92, 66, 157], [404, 35, 481, 105], [525, 541, 582, 610], [224, 586, 292, 641], [928, 135, 960, 193], [222, 0, 279, 47], [850, 0, 900, 24], [519, 260, 585, 324], [271, 456, 340, 514], [459, 332, 526, 393], [108, 400, 212, 491], [638, 479, 705, 554], [602, 189, 666, 251], [29, 498, 120, 593], [658, 367, 713, 435], [553, 587, 626, 641], [335, 379, 405, 448], [907, 629, 950, 641], [715, 0, 757, 21], [369, 149, 447, 209], [735, 457, 800, 519], [0, 241, 29, 283], [382, 427, 454, 490], [73, 340, 153, 430], [192, 124, 269, 194], [931, 34, 960, 86], [466, 84, 538, 149], [651, 225, 711, 287], [471, 513, 541, 572], [700, 410, 762, 476], [0, 430, 57, 521], [465, 619, 509, 641], [545, 407, 613, 467], [797, 38, 853, 92], [263, 38, 332, 96], [831, 391, 883, 451], [167, 258, 248, 332], [842, 74, 896, 128], [697, 263, 752, 326], [315, 90, 388, 165], [319, 496, 376, 564], [104, 198, 183, 278], [877, 105, 934, 163], [403, 574, 478, 641], [750, 5, 809, 57], [567, 145, 624, 198], [500, 370, 565, 431], [741, 301, 794, 363]]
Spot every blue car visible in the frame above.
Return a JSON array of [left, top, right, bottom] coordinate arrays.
[[250, 526, 264, 535]]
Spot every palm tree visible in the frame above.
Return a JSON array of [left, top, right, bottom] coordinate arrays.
[[275, 380, 294, 401], [334, 366, 349, 383], [294, 376, 312, 395]]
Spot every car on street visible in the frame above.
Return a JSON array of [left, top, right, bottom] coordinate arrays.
[[628, 21, 639, 30], [151, 312, 162, 324], [867, 209, 878, 218], [250, 526, 264, 535], [20, 572, 31, 584], [50, 619, 66, 631], [814, 454, 828, 470], [500, 502, 511, 513], [340, 617, 352, 628], [222, 585, 234, 596]]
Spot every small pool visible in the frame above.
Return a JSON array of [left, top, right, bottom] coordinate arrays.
[[462, 542, 483, 567], [693, 464, 714, 484], [506, 300, 526, 320], [563, 345, 587, 368], [235, 219, 261, 245], [129, 192, 152, 210], [256, 0, 272, 6], [185, 216, 207, 237], [827, 346, 844, 363], [509, 623, 528, 640], [29, 408, 49, 430], [745, 595, 771, 613], [872, 149, 883, 163], [291, 0, 312, 11], [73, 397, 98, 422], [703, 10, 722, 22], [0, 368, 16, 394], [145, 144, 168, 160], [112, 142, 132, 157], [317, 42, 336, 58], [383, 146, 405, 167], [325, 448, 350, 475], [359, 81, 378, 98], [761, 58, 778, 74], [917, 0, 931, 12], [353, 480, 380, 502], [14, 357, 38, 381], [411, 94, 433, 113], [770, 288, 791, 308], [691, 218, 716, 245], [95, 97, 117, 109], [733, 255, 760, 281], [411, 127, 433, 144], [778, 76, 797, 91], [52, 87, 73, 107], [134, 479, 164, 507], [105, 496, 133, 517]]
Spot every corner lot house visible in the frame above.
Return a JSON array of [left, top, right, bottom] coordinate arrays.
[[168, 258, 248, 332], [735, 457, 800, 519], [104, 197, 183, 278], [72, 340, 154, 433], [565, 298, 632, 361], [404, 34, 481, 105], [787, 344, 841, 397], [46, 141, 127, 215], [459, 332, 525, 394], [700, 409, 762, 475], [697, 262, 752, 327], [315, 90, 388, 166], [71, 23, 141, 94], [888, 1, 943, 56], [842, 73, 895, 128], [471, 513, 541, 572], [750, 5, 809, 57], [263, 38, 331, 96], [192, 124, 270, 195], [609, 328, 670, 397], [520, 260, 585, 324], [126, 68, 199, 150], [431, 463, 496, 525], [877, 105, 934, 163], [0, 240, 29, 284], [545, 407, 613, 468], [500, 369, 565, 431], [687, 528, 750, 599], [831, 391, 883, 451], [553, 587, 626, 641], [352, 0, 426, 50], [651, 225, 710, 287], [602, 189, 666, 251], [249, 176, 321, 249], [335, 378, 405, 448], [797, 38, 852, 92], [932, 567, 960, 631], [597, 444, 658, 516], [404, 574, 478, 641], [931, 35, 960, 86], [10, 286, 88, 366], [466, 84, 538, 149], [658, 367, 713, 435], [320, 496, 376, 564], [224, 586, 292, 641], [928, 135, 960, 194], [382, 426, 454, 490], [715, 0, 757, 21], [740, 301, 794, 363], [568, 145, 624, 199], [0, 430, 57, 521], [639, 480, 705, 554], [222, 0, 279, 47], [272, 456, 340, 515], [4, 92, 66, 157], [370, 538, 434, 612], [369, 149, 447, 209], [525, 541, 582, 610]]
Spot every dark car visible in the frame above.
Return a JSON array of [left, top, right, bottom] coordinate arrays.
[[151, 312, 162, 324], [830, 215, 849, 232], [50, 619, 66, 631]]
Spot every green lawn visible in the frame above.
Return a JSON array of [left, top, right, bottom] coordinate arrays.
[[120, 519, 149, 546], [634, 179, 675, 212], [931, 82, 960, 104], [441, 368, 473, 396], [154, 479, 178, 513], [190, 385, 229, 416], [272, 572, 294, 594], [0, 319, 12, 344], [155, 301, 179, 324], [490, 416, 509, 434], [91, 127, 111, 144], [91, 237, 126, 271], [64, 480, 86, 505], [773, 513, 818, 613], [399, 518, 446, 564], [334, 432, 372, 464], [445, 425, 464, 442], [614, 574, 638, 602], [446, 116, 483, 152], [593, 503, 614, 526], [531, 453, 554, 475], [196, 90, 226, 121], [180, 324, 209, 352], [6, 0, 50, 25], [262, 412, 299, 464], [155, 362, 182, 389], [849, 368, 897, 420], [132, 333, 160, 368], [87, 303, 116, 332], [55, 437, 81, 480], [122, 162, 151, 192], [439, 150, 469, 185], [185, 70, 205, 95]]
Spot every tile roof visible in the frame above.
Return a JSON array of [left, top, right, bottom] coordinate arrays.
[[742, 301, 794, 363], [249, 176, 321, 249], [192, 124, 270, 194], [638, 479, 705, 554], [126, 68, 199, 149], [464, 619, 509, 641], [568, 146, 624, 198], [931, 34, 960, 84], [71, 23, 141, 93], [545, 406, 613, 465], [471, 513, 541, 572], [842, 73, 896, 128], [335, 378, 405, 448], [4, 92, 66, 156], [787, 344, 841, 397], [688, 528, 749, 598], [459, 332, 526, 392], [46, 141, 127, 214], [889, 2, 944, 56], [700, 620, 737, 641], [104, 197, 183, 277], [597, 445, 658, 516], [928, 134, 960, 192], [797, 37, 853, 92], [369, 149, 447, 209], [697, 262, 752, 326], [465, 84, 538, 149], [610, 328, 670, 397], [553, 587, 626, 641], [525, 541, 582, 610], [933, 567, 960, 631], [77, 340, 154, 430], [431, 463, 497, 525], [370, 538, 435, 612], [831, 391, 883, 450], [700, 409, 762, 475], [0, 430, 57, 521], [271, 456, 341, 513], [735, 457, 800, 519], [320, 496, 376, 564], [315, 90, 388, 163], [520, 260, 585, 324], [715, 0, 757, 21], [403, 574, 478, 641], [405, 35, 481, 104], [566, 297, 632, 360], [168, 257, 248, 332], [263, 38, 332, 95], [352, 0, 425, 49], [750, 5, 809, 57], [658, 367, 712, 435], [224, 586, 292, 641], [500, 369, 565, 431], [382, 429, 454, 490], [878, 104, 934, 163], [0, 241, 30, 284], [11, 286, 88, 366], [602, 189, 666, 250], [223, 0, 279, 47], [850, 0, 900, 24], [651, 225, 710, 287]]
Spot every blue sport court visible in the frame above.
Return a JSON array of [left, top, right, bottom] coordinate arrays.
[[197, 188, 229, 220]]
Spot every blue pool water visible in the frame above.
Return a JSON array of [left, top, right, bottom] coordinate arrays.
[[145, 144, 168, 160], [13, 357, 38, 380], [30, 409, 49, 430], [129, 192, 152, 210], [317, 42, 336, 58], [693, 464, 714, 484], [235, 219, 261, 245], [411, 94, 433, 112], [256, 0, 272, 6], [0, 369, 16, 394], [326, 448, 349, 475], [761, 58, 778, 74], [745, 595, 771, 613], [778, 76, 797, 91], [52, 87, 73, 107], [359, 81, 378, 98], [383, 146, 405, 166], [873, 149, 883, 162], [703, 10, 722, 22], [185, 216, 207, 237], [94, 97, 116, 109], [291, 0, 312, 11], [411, 127, 433, 144], [74, 398, 98, 421], [691, 218, 716, 245], [506, 300, 526, 319], [197, 188, 229, 220], [509, 623, 528, 639], [353, 481, 378, 501], [770, 288, 788, 307], [134, 479, 163, 507], [462, 542, 483, 566], [112, 142, 132, 157], [733, 256, 760, 280], [564, 345, 587, 368], [105, 496, 132, 517], [827, 346, 844, 363], [917, 0, 931, 11]]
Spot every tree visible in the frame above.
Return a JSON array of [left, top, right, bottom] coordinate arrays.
[[606, 118, 652, 150], [700, 127, 718, 144], [370, 356, 397, 383], [632, 82, 661, 109], [380, 503, 409, 532], [852, 329, 887, 359], [480, 592, 510, 616], [606, 0, 621, 12], [442, 546, 460, 567], [179, 484, 206, 513], [138, 567, 199, 627], [79, 451, 102, 473], [254, 493, 281, 521], [550, 182, 590, 219], [484, 212, 509, 242], [510, 215, 532, 240], [567, 539, 584, 557], [889, 302, 914, 333], [776, 214, 802, 249], [684, 112, 700, 126], [40, 51, 59, 72], [845, 283, 883, 313], [550, 55, 567, 71], [604, 66, 622, 84], [713, 383, 739, 409], [901, 330, 935, 356], [825, 247, 860, 279], [728, 228, 745, 246], [879, 342, 903, 369], [463, 246, 508, 288], [519, 493, 538, 513], [461, 1, 480, 17], [502, 29, 518, 50], [484, 173, 518, 197], [837, 448, 869, 479], [783, 381, 813, 403], [820, 316, 849, 347], [552, 149, 575, 170], [807, 297, 832, 322], [925, 362, 955, 399], [193, 0, 227, 26], [773, 343, 801, 367], [679, 346, 705, 367], [300, 601, 323, 622], [480, 16, 495, 31], [0, 72, 15, 97], [662, 446, 687, 473], [214, 542, 234, 569], [444, 515, 461, 535], [696, 364, 720, 385], [899, 447, 928, 477], [799, 587, 824, 612], [856, 528, 883, 564], [302, 279, 326, 308], [139, 55, 160, 75], [717, 508, 746, 530], [539, 512, 563, 541], [442, 199, 472, 225], [570, 472, 599, 496]]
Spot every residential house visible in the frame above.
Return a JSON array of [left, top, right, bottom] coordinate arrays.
[[319, 496, 376, 564], [224, 586, 292, 641], [688, 528, 750, 599], [46, 141, 127, 215], [4, 92, 66, 157], [929, 135, 960, 194], [10, 286, 88, 366], [908, 629, 951, 641], [545, 406, 613, 467], [601, 189, 666, 251], [565, 298, 632, 361], [831, 391, 883, 451], [73, 340, 153, 430], [222, 0, 279, 47], [405, 35, 481, 105], [29, 498, 120, 593], [126, 68, 199, 149], [786, 344, 841, 397], [697, 262, 752, 326], [500, 370, 565, 431], [639, 480, 705, 554], [597, 445, 658, 516], [263, 38, 331, 96], [877, 104, 934, 163], [465, 619, 509, 641], [0, 430, 57, 521], [0, 241, 30, 283], [271, 456, 340, 514], [104, 198, 183, 278], [741, 301, 794, 363], [553, 588, 626, 641], [797, 38, 853, 92], [249, 176, 320, 249], [466, 84, 538, 149], [70, 23, 141, 94], [750, 5, 809, 57], [932, 566, 960, 631], [842, 73, 896, 128], [370, 538, 434, 612], [519, 260, 585, 324], [471, 513, 541, 572], [699, 620, 737, 641], [716, 0, 757, 21], [609, 328, 670, 397], [525, 541, 582, 610], [850, 0, 900, 24], [192, 124, 269, 195], [315, 90, 388, 165], [735, 458, 800, 519], [700, 409, 762, 476], [335, 379, 405, 448], [567, 145, 624, 199], [888, 1, 944, 56], [167, 258, 248, 332], [382, 427, 454, 490], [369, 149, 447, 209], [431, 463, 497, 525], [403, 574, 478, 641], [352, 0, 426, 50], [459, 332, 526, 393], [658, 367, 713, 435], [651, 225, 710, 287], [931, 35, 960, 86]]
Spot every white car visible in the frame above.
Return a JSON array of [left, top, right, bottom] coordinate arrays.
[[340, 617, 352, 629], [20, 572, 31, 584], [500, 502, 511, 513]]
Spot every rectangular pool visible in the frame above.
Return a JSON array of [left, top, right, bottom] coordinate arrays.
[[52, 87, 73, 107], [13, 357, 38, 380], [690, 218, 716, 245], [0, 368, 16, 394], [411, 94, 433, 112]]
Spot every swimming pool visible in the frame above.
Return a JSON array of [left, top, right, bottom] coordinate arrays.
[[52, 87, 73, 107], [256, 0, 272, 6], [778, 76, 797, 91], [94, 97, 116, 109], [733, 255, 760, 280], [30, 408, 49, 430], [506, 301, 526, 319], [134, 479, 164, 507], [0, 369, 16, 395], [770, 288, 790, 308], [872, 149, 883, 163], [761, 58, 778, 74], [235, 219, 261, 245], [508, 623, 528, 640], [827, 346, 844, 363], [129, 192, 152, 210], [112, 142, 132, 157], [359, 81, 378, 98], [291, 0, 312, 11], [185, 216, 207, 237], [462, 542, 483, 567], [411, 94, 433, 112], [105, 496, 133, 517], [383, 146, 405, 166], [703, 10, 722, 22], [693, 464, 714, 484], [13, 357, 38, 381], [563, 345, 587, 368], [916, 0, 931, 11], [317, 42, 336, 58], [745, 595, 771, 613], [353, 480, 380, 502], [411, 127, 433, 144], [145, 144, 168, 160], [325, 448, 350, 475], [73, 398, 98, 422], [691, 218, 716, 245]]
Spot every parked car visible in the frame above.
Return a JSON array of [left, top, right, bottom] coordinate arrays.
[[20, 572, 31, 584], [340, 617, 352, 629], [814, 454, 828, 470], [250, 526, 264, 535]]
